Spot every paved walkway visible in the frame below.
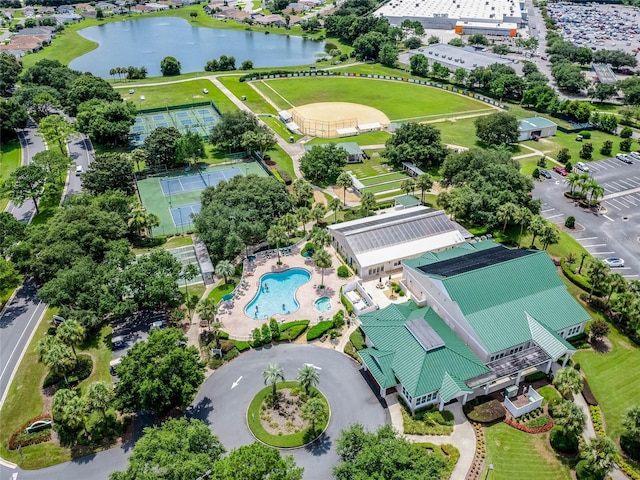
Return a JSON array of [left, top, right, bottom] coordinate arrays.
[[387, 398, 475, 480]]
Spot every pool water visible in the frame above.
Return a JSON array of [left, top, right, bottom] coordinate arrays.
[[315, 296, 331, 313], [245, 268, 311, 319]]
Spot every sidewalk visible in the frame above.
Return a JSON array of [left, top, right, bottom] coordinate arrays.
[[388, 398, 476, 480]]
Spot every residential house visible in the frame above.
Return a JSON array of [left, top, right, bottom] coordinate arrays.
[[253, 13, 286, 26], [282, 3, 309, 14], [134, 4, 153, 12], [56, 5, 76, 14]]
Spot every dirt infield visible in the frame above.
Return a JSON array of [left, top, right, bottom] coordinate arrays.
[[290, 102, 390, 138]]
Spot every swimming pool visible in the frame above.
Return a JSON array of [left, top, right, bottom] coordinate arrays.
[[245, 268, 311, 319], [315, 296, 331, 313]]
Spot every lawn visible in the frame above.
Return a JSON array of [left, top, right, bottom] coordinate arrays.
[[180, 282, 206, 302], [258, 77, 492, 121], [218, 76, 278, 115], [266, 144, 296, 179], [574, 327, 640, 442], [30, 181, 64, 226], [0, 139, 22, 211], [362, 180, 404, 195], [483, 423, 572, 480], [261, 115, 304, 143], [359, 172, 407, 186], [208, 280, 238, 302], [306, 130, 391, 147], [523, 130, 625, 163], [115, 79, 236, 113]]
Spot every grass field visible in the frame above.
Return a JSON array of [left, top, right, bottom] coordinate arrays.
[[0, 139, 22, 211], [115, 79, 236, 113], [306, 131, 391, 147], [574, 327, 640, 441], [257, 77, 494, 122], [219, 76, 277, 115], [523, 130, 627, 163], [483, 423, 572, 480]]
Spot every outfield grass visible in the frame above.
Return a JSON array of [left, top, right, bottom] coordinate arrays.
[[115, 79, 236, 113], [359, 172, 407, 186], [0, 139, 22, 211], [483, 423, 572, 480], [362, 180, 404, 194], [261, 115, 304, 143], [259, 77, 492, 122], [574, 327, 640, 441]]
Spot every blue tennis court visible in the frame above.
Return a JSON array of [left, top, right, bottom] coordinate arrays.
[[170, 203, 201, 227], [159, 166, 244, 196], [176, 112, 189, 118]]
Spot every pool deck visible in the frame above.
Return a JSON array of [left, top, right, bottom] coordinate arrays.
[[216, 244, 347, 339]]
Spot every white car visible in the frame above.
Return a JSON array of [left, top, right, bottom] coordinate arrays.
[[203, 88, 209, 94], [604, 257, 625, 268], [75, 165, 83, 176], [575, 161, 590, 172], [129, 89, 135, 94]]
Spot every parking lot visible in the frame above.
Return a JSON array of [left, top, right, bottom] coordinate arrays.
[[110, 310, 167, 368], [533, 157, 640, 279], [547, 2, 640, 55]]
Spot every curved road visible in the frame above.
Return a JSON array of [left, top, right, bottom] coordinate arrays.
[[1, 344, 388, 479]]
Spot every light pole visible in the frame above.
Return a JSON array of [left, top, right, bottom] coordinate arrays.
[[484, 463, 494, 480]]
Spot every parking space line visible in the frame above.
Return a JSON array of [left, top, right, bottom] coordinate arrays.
[[583, 244, 607, 247], [618, 179, 639, 188], [604, 202, 621, 211], [623, 274, 639, 278], [603, 215, 614, 222], [603, 183, 621, 192], [546, 214, 564, 219], [610, 181, 629, 190], [623, 196, 637, 206], [591, 251, 615, 255], [576, 236, 598, 240], [610, 198, 630, 208]]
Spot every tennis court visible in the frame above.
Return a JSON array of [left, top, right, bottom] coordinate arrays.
[[137, 161, 270, 236], [160, 167, 243, 195], [129, 102, 222, 148]]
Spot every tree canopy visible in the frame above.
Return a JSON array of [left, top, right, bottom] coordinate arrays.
[[160, 56, 181, 76], [475, 112, 519, 146], [2, 163, 48, 214], [65, 73, 122, 116], [82, 153, 135, 196], [143, 126, 184, 168], [439, 148, 539, 227], [212, 442, 303, 480], [194, 175, 292, 263], [114, 328, 204, 415], [383, 122, 448, 170], [76, 99, 137, 147], [209, 110, 273, 154], [300, 144, 348, 184], [0, 52, 22, 96]]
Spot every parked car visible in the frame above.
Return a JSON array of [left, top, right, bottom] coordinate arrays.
[[616, 153, 634, 164], [150, 320, 167, 331], [75, 165, 83, 176], [575, 161, 590, 172], [540, 169, 552, 179], [604, 257, 625, 268], [628, 151, 640, 161], [111, 335, 126, 350], [553, 166, 568, 176], [129, 89, 135, 94], [203, 88, 209, 94]]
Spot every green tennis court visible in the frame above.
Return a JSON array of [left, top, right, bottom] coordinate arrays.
[[137, 161, 269, 236]]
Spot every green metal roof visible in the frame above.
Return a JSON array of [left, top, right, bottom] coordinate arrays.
[[527, 313, 576, 359], [519, 117, 558, 130], [439, 372, 473, 403], [304, 142, 364, 156], [359, 350, 397, 389], [359, 305, 489, 398], [394, 195, 421, 207], [405, 242, 590, 353]]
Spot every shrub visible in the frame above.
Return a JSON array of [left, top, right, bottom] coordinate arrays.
[[525, 415, 551, 428], [590, 406, 605, 436], [558, 148, 571, 164], [582, 378, 599, 406], [580, 131, 592, 139], [344, 341, 362, 363], [306, 321, 333, 341], [337, 265, 351, 278], [621, 434, 640, 462], [43, 354, 93, 388], [533, 168, 540, 179], [550, 426, 579, 453], [537, 156, 547, 167], [332, 310, 345, 329], [269, 317, 280, 341], [277, 168, 292, 185], [620, 137, 633, 152], [301, 242, 315, 257], [463, 396, 506, 423], [576, 459, 605, 480], [252, 327, 262, 347], [223, 348, 239, 361], [279, 320, 310, 341], [579, 142, 594, 160], [232, 339, 251, 352], [620, 126, 633, 138], [565, 216, 576, 228], [261, 322, 272, 343], [599, 140, 613, 156], [219, 339, 236, 353], [524, 371, 546, 383]]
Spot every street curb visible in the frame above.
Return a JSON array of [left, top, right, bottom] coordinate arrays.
[[0, 457, 17, 469]]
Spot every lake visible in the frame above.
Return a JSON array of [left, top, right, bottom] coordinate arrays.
[[70, 16, 326, 77]]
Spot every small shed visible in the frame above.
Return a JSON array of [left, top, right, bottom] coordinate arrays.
[[336, 126, 358, 137], [278, 110, 292, 123], [305, 142, 366, 163], [395, 194, 421, 210], [518, 117, 558, 142]]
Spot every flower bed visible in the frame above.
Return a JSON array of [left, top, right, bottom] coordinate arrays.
[[8, 414, 52, 450], [504, 415, 554, 434], [589, 405, 605, 436], [465, 422, 487, 480]]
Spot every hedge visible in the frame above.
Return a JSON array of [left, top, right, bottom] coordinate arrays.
[[340, 288, 354, 315], [621, 434, 640, 462], [343, 341, 362, 364], [337, 265, 351, 278], [589, 405, 605, 436], [9, 414, 52, 450], [549, 426, 579, 454], [561, 258, 605, 297], [232, 339, 251, 352], [582, 378, 599, 406], [524, 371, 546, 383], [349, 328, 366, 350], [279, 320, 310, 341], [306, 321, 334, 341]]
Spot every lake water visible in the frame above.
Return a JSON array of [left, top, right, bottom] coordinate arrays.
[[70, 16, 325, 77]]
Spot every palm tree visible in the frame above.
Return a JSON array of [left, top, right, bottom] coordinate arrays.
[[63, 395, 89, 438], [279, 212, 298, 238], [606, 272, 627, 306], [541, 223, 560, 250], [553, 367, 583, 399], [336, 172, 353, 206], [301, 397, 327, 433], [109, 68, 116, 82], [360, 191, 376, 216], [42, 341, 76, 385], [566, 172, 581, 196], [566, 252, 577, 268], [552, 400, 586, 438], [129, 148, 148, 173], [296, 206, 311, 235], [85, 381, 114, 418], [297, 364, 320, 396], [128, 207, 160, 238], [515, 206, 532, 247], [267, 224, 288, 263], [578, 252, 589, 274], [400, 178, 416, 196], [528, 215, 546, 248], [311, 203, 325, 226], [197, 297, 218, 330], [309, 227, 331, 248], [581, 436, 618, 479], [292, 179, 313, 207], [215, 260, 235, 284], [56, 319, 85, 359], [496, 202, 518, 233], [611, 292, 637, 328], [415, 174, 433, 204], [36, 335, 57, 361], [263, 364, 285, 405], [576, 172, 591, 197], [313, 249, 332, 287], [589, 184, 605, 207], [328, 196, 342, 223], [587, 259, 609, 299], [180, 263, 200, 318]]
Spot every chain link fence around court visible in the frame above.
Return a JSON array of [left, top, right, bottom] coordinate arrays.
[[290, 109, 358, 139], [129, 102, 223, 148]]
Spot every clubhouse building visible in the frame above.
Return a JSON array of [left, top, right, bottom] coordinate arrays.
[[357, 241, 588, 413]]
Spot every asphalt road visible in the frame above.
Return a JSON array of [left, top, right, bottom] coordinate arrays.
[[0, 344, 388, 480], [64, 133, 94, 200], [533, 157, 640, 278]]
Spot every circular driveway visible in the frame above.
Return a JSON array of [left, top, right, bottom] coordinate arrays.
[[187, 344, 389, 480]]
